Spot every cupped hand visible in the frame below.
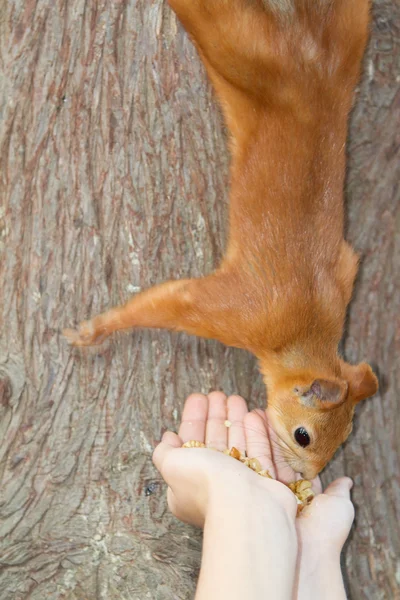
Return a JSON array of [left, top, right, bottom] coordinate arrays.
[[247, 408, 354, 599], [152, 392, 297, 527], [153, 391, 354, 555], [251, 408, 355, 556]]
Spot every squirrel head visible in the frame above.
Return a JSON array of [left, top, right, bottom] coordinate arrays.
[[262, 360, 378, 479]]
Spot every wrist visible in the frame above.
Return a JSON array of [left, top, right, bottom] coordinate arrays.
[[297, 544, 343, 588], [296, 550, 346, 600], [299, 538, 342, 567], [200, 474, 298, 600]]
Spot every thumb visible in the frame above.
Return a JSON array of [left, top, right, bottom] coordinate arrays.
[[152, 431, 182, 475], [324, 477, 353, 499]]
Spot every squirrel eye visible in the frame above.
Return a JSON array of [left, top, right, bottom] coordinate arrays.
[[294, 427, 311, 448]]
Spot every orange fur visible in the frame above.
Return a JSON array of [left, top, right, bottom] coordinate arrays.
[[64, 0, 378, 478]]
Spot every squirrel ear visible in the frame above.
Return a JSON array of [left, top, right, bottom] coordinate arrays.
[[294, 379, 348, 410], [340, 361, 378, 404]]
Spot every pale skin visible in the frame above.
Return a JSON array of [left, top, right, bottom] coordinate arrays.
[[153, 392, 354, 600]]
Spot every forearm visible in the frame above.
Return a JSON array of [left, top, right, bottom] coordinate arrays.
[[296, 550, 347, 600], [196, 482, 297, 600]]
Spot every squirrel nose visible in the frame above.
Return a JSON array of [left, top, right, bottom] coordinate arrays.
[[301, 466, 319, 480]]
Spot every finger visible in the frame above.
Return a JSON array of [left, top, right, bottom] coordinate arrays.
[[324, 477, 353, 499], [152, 431, 182, 475], [266, 421, 297, 484], [244, 411, 276, 477], [205, 391, 228, 450], [226, 395, 249, 453], [179, 393, 208, 444], [311, 476, 323, 494], [162, 431, 182, 448]]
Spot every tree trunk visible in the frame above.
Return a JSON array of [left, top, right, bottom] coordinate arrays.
[[0, 1, 399, 598]]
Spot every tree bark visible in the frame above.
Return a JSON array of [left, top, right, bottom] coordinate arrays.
[[0, 1, 398, 598]]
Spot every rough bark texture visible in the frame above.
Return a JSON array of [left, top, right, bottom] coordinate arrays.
[[0, 1, 399, 599]]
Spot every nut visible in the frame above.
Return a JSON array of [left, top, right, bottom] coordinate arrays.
[[182, 440, 206, 448], [229, 447, 242, 460]]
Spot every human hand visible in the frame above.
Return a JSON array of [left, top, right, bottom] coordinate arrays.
[[255, 407, 354, 555], [255, 407, 354, 598], [153, 392, 353, 599], [152, 392, 297, 528], [240, 406, 354, 553]]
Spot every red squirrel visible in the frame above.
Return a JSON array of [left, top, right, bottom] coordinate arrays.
[[64, 0, 378, 479]]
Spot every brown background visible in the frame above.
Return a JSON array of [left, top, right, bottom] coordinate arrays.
[[0, 1, 399, 598]]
